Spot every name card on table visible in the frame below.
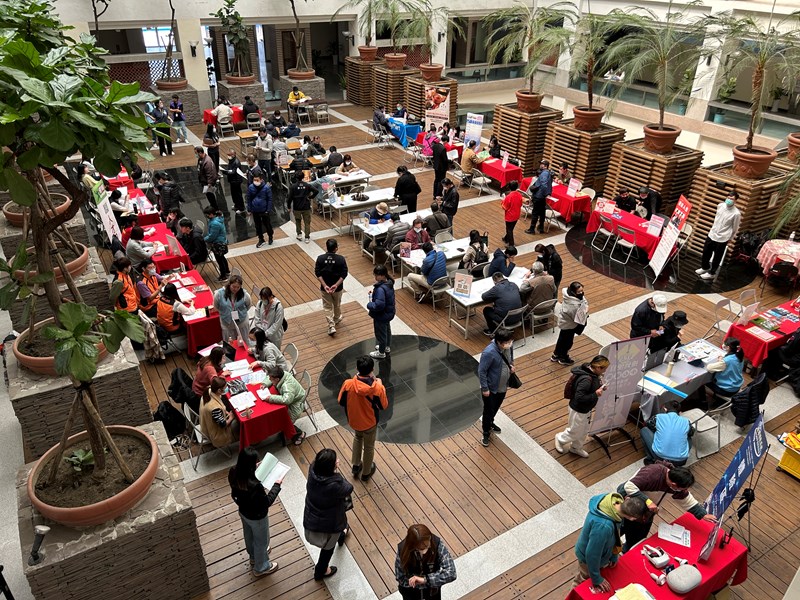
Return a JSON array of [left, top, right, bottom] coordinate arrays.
[[647, 215, 666, 237], [453, 272, 474, 297], [600, 199, 616, 214], [567, 178, 582, 197], [166, 234, 181, 256]]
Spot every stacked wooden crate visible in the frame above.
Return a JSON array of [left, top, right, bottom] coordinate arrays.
[[374, 66, 419, 113], [685, 162, 789, 256], [543, 120, 626, 195], [345, 56, 384, 106], [604, 140, 704, 211], [492, 104, 563, 176], [404, 76, 458, 125]]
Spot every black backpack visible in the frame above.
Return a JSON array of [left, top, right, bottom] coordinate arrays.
[[153, 401, 186, 440], [474, 244, 489, 265]]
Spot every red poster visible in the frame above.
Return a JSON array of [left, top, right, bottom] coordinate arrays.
[[670, 195, 692, 231]]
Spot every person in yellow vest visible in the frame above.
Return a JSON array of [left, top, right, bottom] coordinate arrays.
[[112, 257, 140, 314], [157, 282, 195, 334], [136, 258, 163, 317], [199, 376, 239, 448]]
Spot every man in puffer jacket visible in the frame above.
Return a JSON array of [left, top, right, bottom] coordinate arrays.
[[264, 365, 307, 445], [246, 173, 273, 248], [366, 265, 396, 360]]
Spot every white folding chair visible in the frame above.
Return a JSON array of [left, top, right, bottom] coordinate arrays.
[[315, 103, 330, 124], [530, 299, 558, 335], [610, 224, 638, 264], [298, 369, 318, 431], [681, 401, 733, 459], [703, 298, 735, 340], [591, 213, 616, 251], [217, 116, 235, 138], [434, 231, 454, 244], [183, 403, 231, 471], [470, 168, 492, 195], [494, 305, 528, 347], [283, 342, 299, 375]]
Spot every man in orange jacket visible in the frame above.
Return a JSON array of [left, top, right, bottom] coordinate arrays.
[[338, 355, 388, 482]]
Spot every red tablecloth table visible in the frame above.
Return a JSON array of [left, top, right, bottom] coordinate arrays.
[[203, 105, 247, 126], [566, 514, 748, 600], [126, 189, 162, 225], [445, 142, 463, 159], [226, 347, 297, 448], [549, 183, 592, 220], [725, 300, 800, 367], [756, 239, 800, 275], [586, 209, 661, 259], [149, 222, 192, 272], [172, 269, 222, 357], [479, 158, 522, 187], [106, 169, 134, 192]]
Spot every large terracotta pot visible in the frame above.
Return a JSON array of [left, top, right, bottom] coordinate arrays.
[[154, 78, 188, 91], [358, 46, 378, 61], [13, 317, 109, 376], [13, 242, 89, 285], [225, 74, 256, 85], [2, 193, 72, 228], [515, 90, 543, 113], [419, 63, 444, 82], [642, 124, 682, 154], [27, 425, 159, 528], [572, 106, 605, 132], [787, 132, 800, 163], [384, 53, 407, 70], [286, 68, 316, 81], [731, 145, 778, 179]]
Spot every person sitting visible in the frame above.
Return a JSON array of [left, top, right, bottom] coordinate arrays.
[[765, 331, 800, 380], [459, 229, 490, 277], [108, 189, 134, 222], [637, 186, 662, 220], [268, 110, 287, 132], [125, 226, 157, 264], [248, 328, 288, 371], [373, 104, 389, 132], [640, 401, 693, 466], [423, 202, 449, 237], [481, 272, 522, 336], [199, 376, 239, 449], [283, 119, 301, 139], [648, 310, 688, 353], [367, 202, 392, 224], [288, 85, 306, 104], [629, 294, 667, 338], [112, 257, 140, 315], [327, 146, 344, 169], [164, 207, 182, 236], [262, 366, 307, 445], [289, 150, 312, 173], [211, 99, 233, 123], [705, 337, 744, 401], [393, 103, 408, 118], [488, 245, 517, 278], [177, 218, 209, 265], [460, 139, 484, 186], [519, 261, 556, 310], [404, 217, 430, 250], [612, 186, 636, 213], [336, 154, 358, 174], [242, 95, 260, 119], [156, 282, 195, 336], [121, 214, 139, 248], [555, 161, 572, 186], [191, 347, 229, 411], [385, 213, 411, 250], [407, 242, 446, 297], [488, 135, 502, 159], [309, 135, 326, 156], [78, 163, 101, 191], [136, 258, 163, 317]]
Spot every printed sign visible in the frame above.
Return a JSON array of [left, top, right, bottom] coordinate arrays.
[[464, 112, 484, 149], [602, 200, 617, 214], [648, 221, 681, 278], [453, 272, 474, 297], [670, 195, 692, 231], [501, 151, 509, 169], [647, 214, 666, 237], [424, 85, 451, 131], [92, 180, 122, 244], [567, 178, 582, 197]]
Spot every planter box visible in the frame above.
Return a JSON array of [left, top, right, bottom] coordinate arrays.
[[404, 76, 458, 126], [373, 67, 419, 119], [345, 56, 385, 107], [149, 84, 202, 126], [18, 423, 209, 600], [278, 75, 326, 112], [492, 103, 563, 176], [217, 80, 266, 114], [6, 338, 150, 461]]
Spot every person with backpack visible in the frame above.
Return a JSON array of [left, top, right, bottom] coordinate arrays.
[[395, 524, 457, 599], [552, 281, 589, 366], [459, 230, 489, 277], [555, 355, 609, 458], [367, 265, 396, 360], [477, 328, 516, 448]]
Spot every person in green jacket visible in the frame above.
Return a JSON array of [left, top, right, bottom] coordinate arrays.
[[264, 366, 307, 445]]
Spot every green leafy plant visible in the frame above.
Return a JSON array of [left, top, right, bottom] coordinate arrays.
[[64, 448, 95, 473], [716, 75, 737, 105], [569, 0, 609, 111], [0, 243, 53, 350], [337, 72, 347, 89], [211, 0, 252, 77], [402, 0, 463, 67], [331, 0, 406, 47], [483, 0, 578, 94]]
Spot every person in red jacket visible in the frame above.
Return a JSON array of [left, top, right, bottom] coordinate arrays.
[[337, 355, 388, 482], [501, 180, 523, 247]]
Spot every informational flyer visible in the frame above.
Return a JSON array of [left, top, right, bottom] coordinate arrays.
[[424, 85, 451, 131], [647, 214, 666, 237], [453, 272, 474, 297], [567, 178, 582, 197], [464, 112, 484, 149]]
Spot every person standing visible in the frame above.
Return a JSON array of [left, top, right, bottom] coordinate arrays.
[[213, 275, 252, 344], [255, 127, 273, 180], [478, 328, 515, 447], [151, 99, 174, 157], [696, 191, 741, 280], [169, 94, 189, 144], [246, 172, 274, 248], [555, 355, 609, 458], [315, 238, 348, 336], [395, 524, 457, 599], [648, 310, 688, 353], [203, 124, 221, 172], [501, 180, 523, 246], [303, 448, 353, 581], [524, 159, 552, 234], [203, 206, 230, 282], [288, 171, 317, 243], [338, 355, 388, 481], [195, 146, 219, 209], [640, 401, 694, 466], [229, 447, 282, 577], [534, 243, 563, 290], [552, 281, 589, 366], [394, 165, 421, 213], [253, 287, 285, 348], [367, 265, 396, 359], [222, 148, 246, 213], [439, 178, 459, 228], [431, 135, 449, 198], [629, 294, 668, 338]]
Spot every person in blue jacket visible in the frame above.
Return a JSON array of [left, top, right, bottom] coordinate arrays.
[[477, 328, 515, 447], [246, 173, 274, 248], [367, 265, 396, 359], [705, 337, 744, 401], [487, 246, 517, 277], [524, 159, 553, 235], [203, 206, 229, 281], [407, 242, 446, 299], [573, 493, 647, 592]]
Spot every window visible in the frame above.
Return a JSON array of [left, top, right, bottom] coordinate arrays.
[[141, 27, 176, 53]]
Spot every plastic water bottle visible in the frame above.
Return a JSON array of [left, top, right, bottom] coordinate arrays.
[[790, 231, 796, 242]]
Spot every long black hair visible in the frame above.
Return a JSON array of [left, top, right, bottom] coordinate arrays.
[[312, 448, 337, 476], [224, 275, 245, 302], [725, 337, 745, 362], [231, 447, 260, 490]]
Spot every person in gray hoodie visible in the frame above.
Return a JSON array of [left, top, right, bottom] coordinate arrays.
[[551, 281, 589, 366]]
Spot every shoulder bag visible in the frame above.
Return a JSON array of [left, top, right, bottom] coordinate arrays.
[[499, 349, 522, 389]]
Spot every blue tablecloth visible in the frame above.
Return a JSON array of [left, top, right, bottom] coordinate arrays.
[[388, 118, 422, 148]]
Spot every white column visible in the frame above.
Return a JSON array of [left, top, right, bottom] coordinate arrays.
[[430, 16, 447, 67], [175, 19, 208, 92]]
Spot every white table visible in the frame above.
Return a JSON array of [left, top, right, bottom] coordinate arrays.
[[446, 266, 529, 339], [356, 209, 433, 263], [329, 169, 372, 190], [399, 237, 469, 287], [328, 186, 393, 234]]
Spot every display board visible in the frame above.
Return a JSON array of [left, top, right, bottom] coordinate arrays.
[[92, 180, 122, 244], [424, 85, 451, 131], [464, 112, 483, 148], [589, 336, 649, 434]]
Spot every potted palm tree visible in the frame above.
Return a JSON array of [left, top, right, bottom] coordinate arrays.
[[483, 0, 577, 113], [287, 0, 315, 79], [705, 1, 800, 178], [211, 0, 255, 84], [569, 0, 608, 131], [154, 0, 187, 90], [405, 0, 464, 82], [332, 0, 390, 62], [600, 0, 708, 153], [381, 0, 426, 71]]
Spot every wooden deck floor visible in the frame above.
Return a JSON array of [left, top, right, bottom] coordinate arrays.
[[463, 447, 800, 600]]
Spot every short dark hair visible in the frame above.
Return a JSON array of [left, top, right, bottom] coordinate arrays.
[[313, 448, 337, 477], [665, 400, 681, 413], [492, 272, 505, 283], [356, 355, 374, 376], [374, 264, 389, 277], [326, 239, 338, 252], [468, 139, 477, 148], [138, 257, 154, 271], [507, 180, 519, 191], [505, 245, 518, 256], [422, 242, 434, 253], [620, 496, 648, 520], [668, 467, 695, 488], [728, 191, 739, 200], [540, 159, 549, 167], [639, 186, 649, 195], [441, 134, 450, 143], [195, 146, 205, 154], [268, 366, 284, 380], [113, 256, 131, 271], [109, 189, 122, 200], [171, 94, 179, 99], [396, 165, 408, 175], [442, 178, 453, 187], [244, 95, 251, 100], [203, 206, 221, 216], [129, 226, 145, 241], [292, 86, 299, 92], [329, 145, 337, 152], [494, 327, 514, 343], [618, 186, 629, 194], [430, 202, 440, 212], [179, 218, 193, 229], [391, 212, 401, 222], [561, 161, 570, 169]]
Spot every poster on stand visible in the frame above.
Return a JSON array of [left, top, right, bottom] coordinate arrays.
[[464, 113, 484, 149], [648, 221, 681, 278], [424, 85, 451, 131], [671, 195, 692, 231], [91, 180, 122, 244], [589, 337, 649, 434]]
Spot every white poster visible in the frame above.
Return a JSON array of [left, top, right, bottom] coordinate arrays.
[[567, 178, 582, 197], [501, 151, 509, 169], [91, 181, 122, 244], [649, 221, 681, 278], [647, 214, 666, 237], [589, 337, 649, 434], [464, 112, 483, 148], [424, 85, 451, 131]]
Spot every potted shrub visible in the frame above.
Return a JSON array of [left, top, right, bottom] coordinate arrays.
[[408, 1, 463, 82], [211, 0, 256, 84], [154, 0, 187, 90], [379, 0, 422, 71], [338, 72, 348, 101], [601, 0, 708, 153], [674, 68, 695, 116], [787, 131, 800, 163], [569, 0, 609, 131], [706, 3, 800, 178], [286, 0, 316, 80], [483, 0, 577, 113], [712, 75, 737, 124], [332, 0, 391, 62], [770, 83, 787, 113]]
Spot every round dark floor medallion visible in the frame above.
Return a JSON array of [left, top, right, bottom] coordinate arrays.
[[317, 335, 483, 444]]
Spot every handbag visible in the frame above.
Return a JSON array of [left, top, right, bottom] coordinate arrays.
[[479, 230, 489, 248], [209, 242, 229, 255], [499, 349, 522, 389]]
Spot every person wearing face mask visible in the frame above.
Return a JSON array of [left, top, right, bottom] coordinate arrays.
[[213, 275, 252, 344], [136, 258, 163, 316], [404, 217, 429, 250], [200, 376, 239, 449], [254, 127, 273, 180], [221, 149, 245, 213], [648, 310, 688, 353], [395, 524, 457, 599], [247, 173, 274, 248], [478, 327, 516, 447], [696, 191, 741, 280], [203, 206, 230, 281], [158, 282, 195, 335], [336, 153, 358, 174], [376, 212, 408, 253], [552, 281, 589, 366], [393, 103, 408, 119], [112, 257, 141, 315], [151, 99, 174, 157], [705, 337, 744, 400], [555, 354, 609, 458]]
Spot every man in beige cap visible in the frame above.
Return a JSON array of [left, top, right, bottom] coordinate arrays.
[[629, 294, 667, 338], [368, 201, 392, 223]]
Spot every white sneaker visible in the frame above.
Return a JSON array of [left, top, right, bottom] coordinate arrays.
[[700, 272, 715, 280], [554, 436, 567, 454], [570, 448, 589, 458], [296, 235, 303, 241], [305, 237, 310, 244], [375, 344, 390, 353], [369, 350, 386, 359], [694, 267, 708, 274], [328, 326, 336, 336]]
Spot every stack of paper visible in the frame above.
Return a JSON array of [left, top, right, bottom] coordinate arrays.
[[256, 387, 271, 400], [229, 391, 256, 412], [255, 453, 290, 489], [229, 366, 253, 379], [176, 287, 196, 302], [226, 359, 251, 371], [182, 310, 205, 322], [746, 325, 775, 341], [658, 522, 691, 547]]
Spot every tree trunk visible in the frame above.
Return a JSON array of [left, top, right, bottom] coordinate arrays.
[[747, 64, 764, 152], [586, 55, 594, 110], [27, 177, 64, 331], [79, 387, 107, 479]]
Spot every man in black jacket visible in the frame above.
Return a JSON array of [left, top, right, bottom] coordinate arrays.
[[315, 239, 349, 336], [155, 172, 183, 218], [394, 165, 421, 213], [195, 146, 219, 210], [535, 243, 563, 290], [289, 150, 312, 173], [288, 171, 318, 243], [488, 246, 517, 277], [177, 218, 209, 265], [439, 177, 459, 228], [629, 294, 667, 338], [481, 272, 522, 335], [555, 356, 610, 458], [637, 186, 662, 220], [432, 135, 449, 198], [222, 149, 245, 213]]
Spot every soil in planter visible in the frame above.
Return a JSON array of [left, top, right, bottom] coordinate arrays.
[[5, 195, 68, 213], [19, 333, 58, 358], [35, 433, 151, 508], [626, 140, 692, 157]]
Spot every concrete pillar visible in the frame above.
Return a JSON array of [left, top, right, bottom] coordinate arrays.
[[175, 18, 212, 110], [430, 16, 447, 67]]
